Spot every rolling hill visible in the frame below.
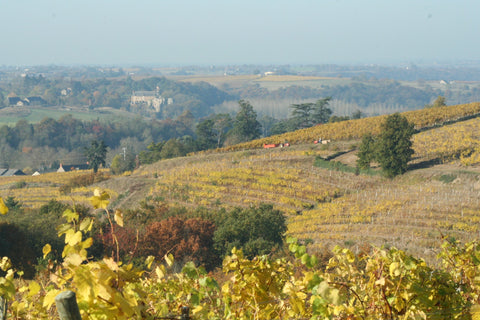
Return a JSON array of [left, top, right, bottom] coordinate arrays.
[[2, 102, 480, 264], [90, 103, 480, 263]]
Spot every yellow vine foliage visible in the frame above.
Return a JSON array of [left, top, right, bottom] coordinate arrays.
[[214, 102, 480, 152]]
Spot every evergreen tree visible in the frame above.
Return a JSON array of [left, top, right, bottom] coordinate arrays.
[[228, 100, 262, 144], [138, 141, 165, 165], [291, 102, 315, 129], [311, 97, 332, 124], [356, 132, 376, 170], [84, 140, 108, 173], [195, 118, 217, 150], [376, 113, 415, 177], [290, 97, 332, 130]]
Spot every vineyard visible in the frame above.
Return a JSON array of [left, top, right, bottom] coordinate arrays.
[[217, 102, 480, 152], [3, 102, 480, 317], [1, 102, 480, 263], [2, 199, 480, 319], [0, 170, 116, 209]]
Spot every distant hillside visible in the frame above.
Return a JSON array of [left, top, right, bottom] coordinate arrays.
[[0, 75, 236, 120]]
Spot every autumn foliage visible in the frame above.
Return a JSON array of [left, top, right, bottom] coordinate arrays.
[[140, 217, 218, 270]]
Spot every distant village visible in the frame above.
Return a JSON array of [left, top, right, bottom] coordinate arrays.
[[5, 88, 173, 114]]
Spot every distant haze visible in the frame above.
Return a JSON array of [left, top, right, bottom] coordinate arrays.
[[1, 0, 479, 66]]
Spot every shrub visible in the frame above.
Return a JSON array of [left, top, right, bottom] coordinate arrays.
[[213, 204, 287, 259], [0, 222, 36, 278], [139, 217, 219, 270]]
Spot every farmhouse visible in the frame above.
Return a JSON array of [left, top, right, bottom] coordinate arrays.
[[57, 163, 90, 172], [0, 168, 26, 176], [7, 96, 46, 107], [8, 97, 25, 107], [25, 96, 47, 106]]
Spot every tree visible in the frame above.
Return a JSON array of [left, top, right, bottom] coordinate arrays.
[[228, 100, 262, 144], [376, 113, 415, 177], [432, 96, 447, 108], [195, 118, 217, 151], [356, 133, 376, 170], [425, 96, 447, 108], [213, 204, 287, 259], [351, 109, 364, 119], [84, 140, 108, 173], [110, 153, 136, 175], [159, 138, 186, 159], [291, 102, 315, 129], [212, 113, 232, 148], [290, 97, 332, 130], [138, 141, 165, 165], [311, 97, 332, 124]]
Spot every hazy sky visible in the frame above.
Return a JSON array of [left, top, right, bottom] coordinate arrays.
[[1, 0, 478, 66]]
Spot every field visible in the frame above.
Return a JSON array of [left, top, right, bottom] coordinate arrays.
[[0, 106, 138, 125], [3, 102, 480, 264], [172, 73, 350, 90]]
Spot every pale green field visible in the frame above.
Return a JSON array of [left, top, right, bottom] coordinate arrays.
[[0, 106, 137, 125]]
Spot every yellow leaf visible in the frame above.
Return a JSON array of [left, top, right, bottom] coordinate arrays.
[[471, 304, 480, 320], [0, 197, 8, 215], [145, 256, 155, 269], [155, 266, 165, 279], [165, 253, 174, 267], [64, 253, 84, 266], [103, 257, 119, 271], [0, 256, 12, 271], [43, 289, 60, 309], [192, 305, 203, 314], [43, 244, 51, 259], [28, 281, 41, 297], [114, 291, 136, 317], [375, 277, 386, 286], [389, 262, 401, 277], [79, 218, 93, 231], [90, 189, 110, 209], [82, 237, 94, 250], [65, 230, 82, 246], [97, 283, 113, 301], [114, 209, 124, 227]]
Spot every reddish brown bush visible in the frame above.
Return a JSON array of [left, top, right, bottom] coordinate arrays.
[[98, 225, 139, 260], [140, 217, 219, 270]]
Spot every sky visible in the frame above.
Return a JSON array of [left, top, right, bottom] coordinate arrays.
[[1, 0, 479, 66]]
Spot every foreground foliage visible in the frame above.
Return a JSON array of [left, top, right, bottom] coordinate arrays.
[[1, 194, 480, 319]]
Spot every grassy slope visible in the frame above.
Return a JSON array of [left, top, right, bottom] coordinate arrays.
[[0, 106, 139, 125]]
